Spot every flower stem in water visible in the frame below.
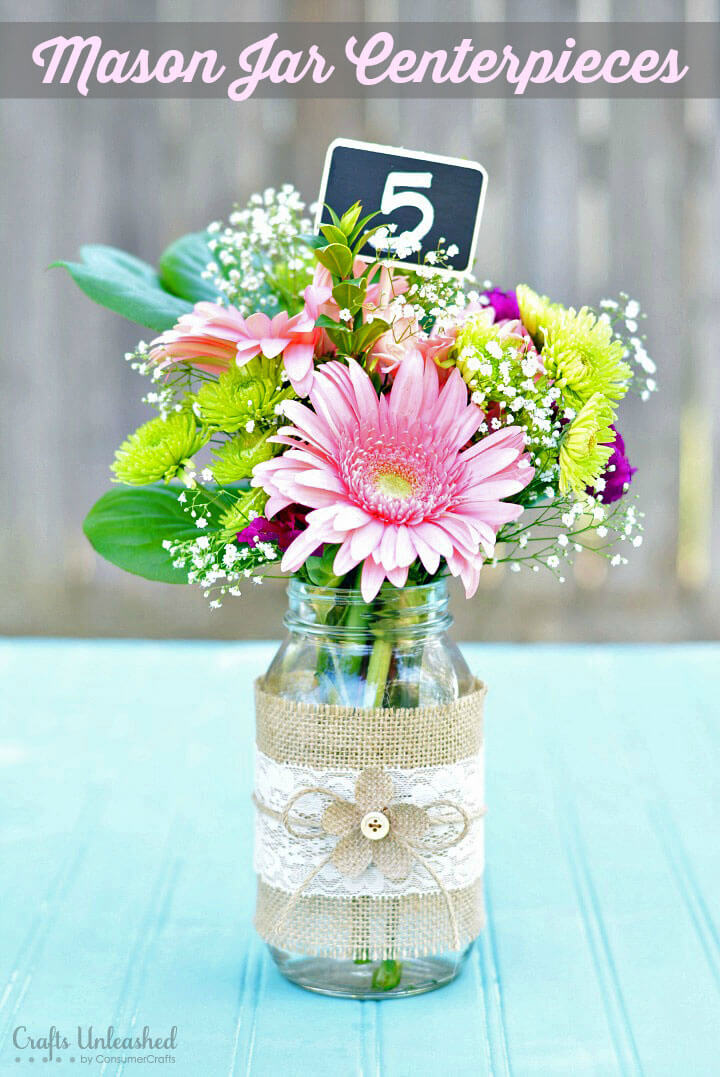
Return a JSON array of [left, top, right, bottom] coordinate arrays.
[[372, 959, 403, 991], [364, 636, 393, 708]]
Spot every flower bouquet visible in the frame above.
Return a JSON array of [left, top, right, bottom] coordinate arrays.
[[58, 183, 655, 997]]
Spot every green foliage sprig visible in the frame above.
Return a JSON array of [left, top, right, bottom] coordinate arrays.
[[310, 203, 390, 359]]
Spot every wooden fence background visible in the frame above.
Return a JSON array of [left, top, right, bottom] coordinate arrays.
[[1, 0, 718, 640]]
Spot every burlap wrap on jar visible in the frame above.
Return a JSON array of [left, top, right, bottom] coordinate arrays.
[[252, 677, 486, 960]]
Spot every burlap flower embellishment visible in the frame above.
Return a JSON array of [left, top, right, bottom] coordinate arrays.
[[321, 767, 430, 882]]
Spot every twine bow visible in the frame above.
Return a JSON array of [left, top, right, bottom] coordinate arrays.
[[254, 766, 484, 951]]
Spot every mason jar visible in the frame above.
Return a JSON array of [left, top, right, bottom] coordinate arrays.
[[254, 577, 482, 998]]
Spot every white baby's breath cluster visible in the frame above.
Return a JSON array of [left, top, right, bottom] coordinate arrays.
[[409, 276, 474, 325], [124, 340, 158, 389], [494, 491, 644, 581], [459, 337, 563, 479], [369, 221, 414, 259], [164, 487, 281, 606], [165, 533, 274, 607], [445, 297, 563, 483], [124, 340, 205, 419], [403, 245, 478, 323], [203, 185, 315, 314], [598, 294, 657, 402]]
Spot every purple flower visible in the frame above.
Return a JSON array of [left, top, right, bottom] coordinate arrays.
[[594, 427, 637, 504], [480, 288, 520, 323], [237, 506, 307, 552]]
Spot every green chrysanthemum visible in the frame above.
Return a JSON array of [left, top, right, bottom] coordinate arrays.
[[217, 487, 268, 539], [543, 306, 632, 407], [196, 356, 295, 433], [455, 311, 545, 402], [453, 311, 555, 470], [559, 392, 615, 494], [516, 284, 565, 345], [455, 311, 519, 370], [112, 413, 209, 485], [211, 430, 279, 485]]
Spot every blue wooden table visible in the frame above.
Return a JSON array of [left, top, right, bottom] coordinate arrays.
[[1, 640, 719, 1076]]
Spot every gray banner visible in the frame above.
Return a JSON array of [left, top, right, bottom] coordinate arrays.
[[0, 22, 717, 99]]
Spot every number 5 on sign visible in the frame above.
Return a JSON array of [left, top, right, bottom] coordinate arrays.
[[316, 139, 487, 274], [370, 171, 435, 255]]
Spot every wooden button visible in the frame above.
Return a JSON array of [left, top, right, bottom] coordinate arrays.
[[360, 811, 390, 840]]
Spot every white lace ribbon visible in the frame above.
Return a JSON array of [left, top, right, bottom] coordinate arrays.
[[253, 749, 485, 900]]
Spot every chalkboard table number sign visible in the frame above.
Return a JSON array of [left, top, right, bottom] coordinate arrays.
[[315, 138, 488, 274]]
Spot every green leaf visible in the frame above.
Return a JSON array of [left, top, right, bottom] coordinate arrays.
[[320, 224, 348, 247], [324, 204, 342, 229], [353, 225, 386, 255], [339, 202, 362, 237], [315, 314, 341, 330], [353, 320, 390, 353], [300, 233, 326, 251], [348, 210, 379, 243], [158, 232, 221, 303], [51, 244, 193, 331], [331, 280, 366, 315], [315, 243, 353, 280], [83, 484, 213, 584], [324, 326, 353, 352], [303, 545, 342, 588]]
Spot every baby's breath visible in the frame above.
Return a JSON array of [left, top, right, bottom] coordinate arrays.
[[495, 491, 644, 579], [164, 484, 281, 607], [204, 185, 314, 315], [599, 292, 658, 402]]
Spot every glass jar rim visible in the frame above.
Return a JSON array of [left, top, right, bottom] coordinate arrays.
[[285, 576, 452, 639], [287, 577, 449, 600]]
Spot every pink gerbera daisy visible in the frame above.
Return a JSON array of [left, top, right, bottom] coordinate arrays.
[[148, 302, 247, 375], [252, 353, 535, 601], [148, 300, 324, 395]]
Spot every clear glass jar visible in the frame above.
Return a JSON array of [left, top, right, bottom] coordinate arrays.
[[261, 577, 476, 998]]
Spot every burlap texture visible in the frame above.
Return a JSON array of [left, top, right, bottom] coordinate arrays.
[[254, 678, 486, 769], [255, 878, 485, 960], [253, 683, 486, 958]]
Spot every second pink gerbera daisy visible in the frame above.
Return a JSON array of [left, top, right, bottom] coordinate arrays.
[[147, 299, 323, 395], [252, 353, 534, 601]]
